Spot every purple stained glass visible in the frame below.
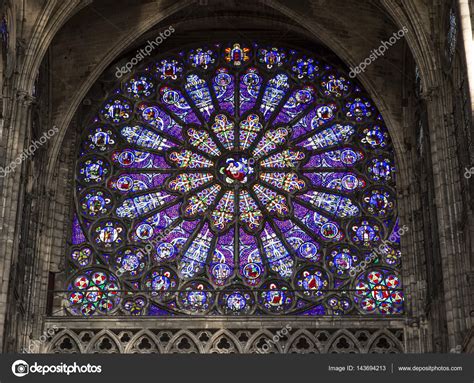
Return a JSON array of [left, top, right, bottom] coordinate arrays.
[[239, 67, 262, 114], [213, 68, 235, 115], [304, 148, 364, 168], [111, 149, 171, 169], [72, 214, 87, 245], [273, 86, 315, 125], [304, 171, 366, 193], [137, 102, 184, 141], [158, 86, 200, 124], [131, 203, 181, 242], [291, 104, 337, 140]]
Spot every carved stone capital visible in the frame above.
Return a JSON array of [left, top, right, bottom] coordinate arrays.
[[15, 90, 36, 105]]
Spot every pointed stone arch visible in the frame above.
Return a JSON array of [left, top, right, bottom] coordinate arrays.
[[45, 329, 82, 353], [244, 329, 285, 354], [326, 329, 362, 353], [205, 330, 243, 354], [124, 330, 163, 354], [85, 330, 122, 354], [165, 330, 202, 354], [366, 329, 404, 353], [286, 329, 321, 354]]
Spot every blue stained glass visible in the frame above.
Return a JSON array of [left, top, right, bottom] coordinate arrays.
[[208, 229, 235, 286], [239, 229, 264, 287], [72, 214, 87, 245], [179, 223, 213, 279], [349, 218, 383, 247], [188, 48, 216, 69], [326, 245, 360, 277], [285, 226, 322, 263], [155, 59, 183, 80], [258, 280, 294, 313], [218, 287, 255, 315], [184, 74, 215, 120], [100, 98, 132, 123], [367, 157, 395, 182], [299, 191, 359, 218], [251, 127, 289, 159], [360, 125, 389, 149], [178, 280, 214, 314], [168, 149, 214, 169], [260, 150, 305, 169], [259, 73, 290, 119], [362, 188, 395, 217], [291, 57, 319, 79], [186, 127, 221, 156], [210, 190, 234, 232], [211, 114, 234, 150], [84, 126, 116, 153], [125, 75, 155, 98], [116, 191, 175, 219], [345, 97, 374, 121], [320, 74, 351, 97], [168, 173, 214, 194], [77, 156, 110, 185], [79, 188, 113, 218], [261, 223, 294, 278], [298, 124, 354, 150], [293, 202, 344, 241], [257, 47, 287, 69], [130, 204, 180, 242], [120, 125, 176, 151], [295, 267, 329, 299]]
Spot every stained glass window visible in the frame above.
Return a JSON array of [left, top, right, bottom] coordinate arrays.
[[68, 42, 403, 316], [445, 6, 458, 63]]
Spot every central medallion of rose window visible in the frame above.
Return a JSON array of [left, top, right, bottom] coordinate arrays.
[[218, 155, 255, 185]]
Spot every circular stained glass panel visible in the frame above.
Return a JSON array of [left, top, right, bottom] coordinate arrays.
[[71, 42, 403, 316]]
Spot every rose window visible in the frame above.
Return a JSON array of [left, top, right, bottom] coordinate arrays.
[[69, 43, 403, 316]]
